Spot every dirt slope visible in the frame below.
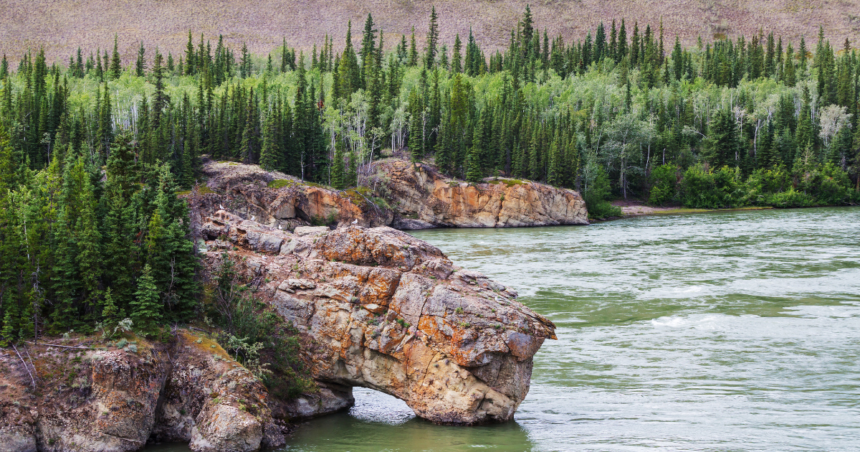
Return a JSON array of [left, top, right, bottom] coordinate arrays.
[[2, 0, 859, 64]]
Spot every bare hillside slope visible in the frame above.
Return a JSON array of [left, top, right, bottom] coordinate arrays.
[[2, 0, 859, 64]]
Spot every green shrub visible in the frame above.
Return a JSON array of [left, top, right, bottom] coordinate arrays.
[[800, 162, 852, 206], [648, 164, 678, 206], [210, 254, 315, 400], [583, 166, 622, 219], [680, 164, 744, 208], [765, 188, 814, 207]]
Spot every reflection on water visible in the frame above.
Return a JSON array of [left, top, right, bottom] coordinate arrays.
[[285, 388, 536, 451], [146, 207, 860, 451]]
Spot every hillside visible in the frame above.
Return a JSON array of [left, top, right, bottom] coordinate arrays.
[[3, 0, 860, 64]]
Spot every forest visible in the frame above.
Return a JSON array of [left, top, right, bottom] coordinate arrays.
[[1, 7, 859, 345]]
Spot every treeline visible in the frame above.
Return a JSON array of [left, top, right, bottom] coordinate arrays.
[[3, 8, 860, 206], [2, 7, 860, 343]]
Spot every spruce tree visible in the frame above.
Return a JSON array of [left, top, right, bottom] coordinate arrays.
[[465, 147, 482, 183], [110, 34, 122, 79], [360, 14, 377, 88], [346, 150, 358, 187], [131, 264, 161, 334], [135, 42, 146, 77], [426, 7, 439, 69], [259, 113, 280, 171], [706, 108, 739, 169], [796, 86, 814, 153], [409, 27, 418, 67], [452, 34, 463, 73], [331, 143, 345, 190], [337, 22, 361, 98]]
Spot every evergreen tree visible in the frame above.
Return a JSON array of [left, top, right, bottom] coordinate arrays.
[[331, 143, 346, 189], [338, 22, 361, 98], [135, 41, 146, 77], [426, 7, 439, 68], [796, 86, 814, 153], [409, 27, 418, 67], [131, 264, 161, 333], [259, 113, 280, 171], [110, 34, 122, 79], [360, 14, 377, 89], [706, 108, 739, 169]]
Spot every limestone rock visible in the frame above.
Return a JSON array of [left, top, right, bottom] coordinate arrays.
[[269, 382, 354, 421], [0, 330, 286, 452], [0, 425, 37, 452], [380, 160, 589, 227], [294, 226, 330, 237], [0, 343, 171, 452], [152, 331, 279, 452], [193, 159, 393, 230], [190, 157, 587, 232], [201, 215, 557, 425]]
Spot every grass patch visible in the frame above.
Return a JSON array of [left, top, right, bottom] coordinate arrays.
[[490, 179, 525, 187], [268, 179, 297, 189], [342, 186, 372, 206]]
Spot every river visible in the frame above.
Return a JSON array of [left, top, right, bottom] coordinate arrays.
[[151, 207, 860, 451]]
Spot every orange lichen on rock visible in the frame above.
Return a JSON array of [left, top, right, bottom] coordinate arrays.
[[381, 160, 588, 229], [200, 212, 556, 425]]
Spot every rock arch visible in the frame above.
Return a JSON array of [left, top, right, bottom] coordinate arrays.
[[201, 211, 556, 424]]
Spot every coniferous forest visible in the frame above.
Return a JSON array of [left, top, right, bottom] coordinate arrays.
[[1, 7, 860, 345]]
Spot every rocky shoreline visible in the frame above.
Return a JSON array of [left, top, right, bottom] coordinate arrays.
[[197, 158, 588, 231], [0, 159, 569, 451]]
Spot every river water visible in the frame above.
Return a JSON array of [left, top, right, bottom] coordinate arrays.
[[152, 207, 860, 451]]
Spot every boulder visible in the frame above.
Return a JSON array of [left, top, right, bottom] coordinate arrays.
[[193, 159, 393, 230]]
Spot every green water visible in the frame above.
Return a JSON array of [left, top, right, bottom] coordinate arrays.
[[150, 207, 860, 451]]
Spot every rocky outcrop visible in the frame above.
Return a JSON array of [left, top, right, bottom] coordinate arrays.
[[379, 160, 589, 228], [198, 159, 392, 230], [0, 330, 291, 452], [199, 210, 557, 425], [195, 158, 588, 232]]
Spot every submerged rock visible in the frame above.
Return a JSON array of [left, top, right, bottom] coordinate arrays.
[[201, 211, 557, 425]]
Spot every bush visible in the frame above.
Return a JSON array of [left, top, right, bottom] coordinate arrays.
[[209, 254, 315, 399], [583, 166, 622, 219], [800, 162, 852, 206], [745, 166, 792, 205], [765, 188, 815, 207], [648, 164, 678, 206], [680, 164, 744, 208], [679, 165, 718, 208]]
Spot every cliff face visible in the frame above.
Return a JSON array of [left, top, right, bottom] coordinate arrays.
[[0, 330, 290, 452], [199, 158, 588, 231], [199, 210, 557, 425], [380, 160, 589, 229], [199, 159, 393, 230]]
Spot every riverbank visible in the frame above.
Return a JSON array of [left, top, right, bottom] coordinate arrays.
[[197, 158, 588, 230], [612, 200, 773, 219]]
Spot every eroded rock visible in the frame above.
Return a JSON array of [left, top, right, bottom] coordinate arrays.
[[195, 159, 393, 230], [380, 160, 589, 227], [192, 157, 588, 231], [0, 331, 287, 452], [202, 213, 556, 425]]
